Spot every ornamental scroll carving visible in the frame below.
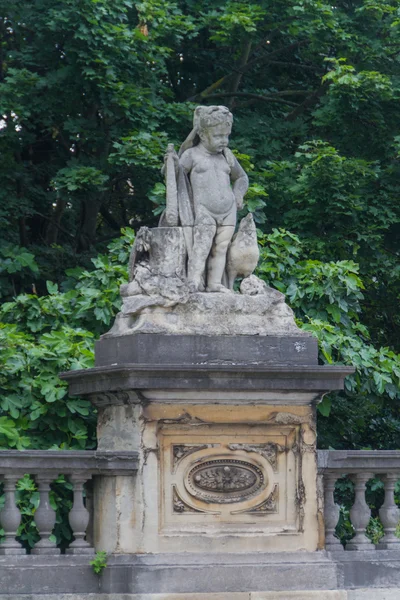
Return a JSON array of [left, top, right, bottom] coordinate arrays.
[[186, 459, 265, 504], [232, 484, 279, 515], [172, 444, 213, 469], [247, 484, 279, 514], [172, 486, 209, 514], [228, 442, 283, 472]]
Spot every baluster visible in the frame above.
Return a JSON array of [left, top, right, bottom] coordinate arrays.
[[0, 475, 25, 555], [84, 479, 94, 547], [378, 473, 400, 549], [324, 473, 343, 551], [31, 476, 60, 555], [66, 475, 93, 554], [347, 472, 375, 550]]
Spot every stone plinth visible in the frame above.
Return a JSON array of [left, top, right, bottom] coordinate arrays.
[[62, 333, 352, 556]]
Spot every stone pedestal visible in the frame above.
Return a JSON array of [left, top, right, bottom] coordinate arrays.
[[62, 332, 352, 556]]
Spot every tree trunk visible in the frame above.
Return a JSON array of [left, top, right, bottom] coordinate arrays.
[[46, 196, 67, 245], [77, 196, 101, 252]]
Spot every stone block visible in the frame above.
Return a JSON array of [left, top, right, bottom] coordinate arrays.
[[348, 591, 400, 600], [92, 402, 320, 554], [0, 555, 99, 595], [1, 594, 400, 600], [95, 333, 318, 367], [251, 593, 347, 600], [62, 364, 353, 398], [100, 553, 339, 594], [333, 549, 400, 589], [0, 547, 26, 555], [10, 592, 400, 600]]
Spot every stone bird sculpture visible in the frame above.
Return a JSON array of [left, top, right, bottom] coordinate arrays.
[[225, 213, 259, 290]]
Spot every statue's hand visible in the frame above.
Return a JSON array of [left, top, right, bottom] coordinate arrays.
[[164, 150, 180, 175], [235, 195, 244, 211]]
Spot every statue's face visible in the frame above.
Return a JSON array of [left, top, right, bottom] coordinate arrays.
[[200, 123, 231, 153]]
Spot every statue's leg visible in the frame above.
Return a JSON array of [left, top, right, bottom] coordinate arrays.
[[187, 212, 216, 292], [207, 225, 235, 293]]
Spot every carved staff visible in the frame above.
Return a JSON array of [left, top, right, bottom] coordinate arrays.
[[164, 143, 179, 227]]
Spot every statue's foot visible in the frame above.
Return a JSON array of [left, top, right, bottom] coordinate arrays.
[[188, 281, 201, 294], [206, 284, 232, 293]]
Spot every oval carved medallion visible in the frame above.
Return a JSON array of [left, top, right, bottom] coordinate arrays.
[[186, 459, 266, 504]]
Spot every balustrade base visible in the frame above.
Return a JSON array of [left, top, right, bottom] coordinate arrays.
[[377, 542, 400, 550], [0, 547, 25, 555], [2, 592, 400, 600], [345, 543, 375, 551], [31, 547, 61, 555], [326, 543, 345, 552], [2, 551, 400, 595], [65, 547, 95, 555]]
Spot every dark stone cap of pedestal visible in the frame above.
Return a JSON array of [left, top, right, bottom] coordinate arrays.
[[61, 362, 354, 398], [61, 333, 354, 399], [95, 333, 318, 368]]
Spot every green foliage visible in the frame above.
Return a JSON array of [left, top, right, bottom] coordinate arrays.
[[0, 229, 134, 449], [54, 165, 109, 193], [256, 229, 400, 448], [0, 246, 39, 298], [207, 2, 266, 43], [90, 550, 108, 575], [0, 474, 73, 551], [0, 0, 400, 452]]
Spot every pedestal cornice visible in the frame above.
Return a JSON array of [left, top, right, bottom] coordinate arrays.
[[61, 363, 354, 401]]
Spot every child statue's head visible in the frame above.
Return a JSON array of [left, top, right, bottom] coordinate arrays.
[[178, 105, 233, 157], [195, 106, 233, 153]]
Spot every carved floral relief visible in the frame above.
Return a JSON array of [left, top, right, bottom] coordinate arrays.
[[186, 458, 266, 504]]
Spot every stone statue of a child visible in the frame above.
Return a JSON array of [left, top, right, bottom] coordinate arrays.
[[164, 106, 249, 293]]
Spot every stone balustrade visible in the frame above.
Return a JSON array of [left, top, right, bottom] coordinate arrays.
[[0, 450, 138, 555], [318, 450, 400, 551]]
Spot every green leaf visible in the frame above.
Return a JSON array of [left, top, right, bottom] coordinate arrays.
[[46, 281, 59, 295], [317, 396, 332, 417]]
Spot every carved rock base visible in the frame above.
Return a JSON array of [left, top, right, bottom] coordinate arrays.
[[108, 289, 304, 337]]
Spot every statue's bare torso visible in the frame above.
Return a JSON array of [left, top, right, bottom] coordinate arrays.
[[181, 145, 236, 222]]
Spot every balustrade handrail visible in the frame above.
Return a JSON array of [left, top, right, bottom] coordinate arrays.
[[318, 449, 400, 472], [0, 449, 139, 476]]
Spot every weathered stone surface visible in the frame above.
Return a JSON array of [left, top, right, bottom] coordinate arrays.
[[111, 286, 302, 337], [252, 594, 346, 600], [0, 595, 344, 600], [2, 592, 400, 600], [332, 549, 400, 589], [0, 597, 249, 600], [319, 449, 400, 473], [0, 552, 339, 595], [88, 402, 320, 555], [95, 333, 318, 367], [2, 552, 400, 595], [226, 215, 259, 289], [0, 450, 138, 476], [240, 274, 269, 296], [348, 591, 400, 600], [62, 364, 354, 397]]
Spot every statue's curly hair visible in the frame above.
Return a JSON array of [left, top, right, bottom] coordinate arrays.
[[195, 105, 233, 132]]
